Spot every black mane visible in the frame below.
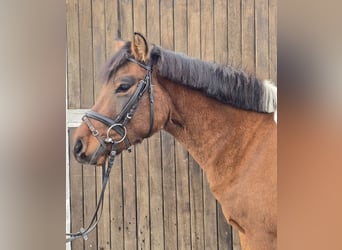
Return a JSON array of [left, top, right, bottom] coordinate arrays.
[[103, 43, 277, 113]]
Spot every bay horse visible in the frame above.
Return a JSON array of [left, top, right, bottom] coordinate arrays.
[[72, 32, 277, 249]]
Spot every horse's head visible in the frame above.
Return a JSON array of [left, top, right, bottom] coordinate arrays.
[[73, 33, 171, 165]]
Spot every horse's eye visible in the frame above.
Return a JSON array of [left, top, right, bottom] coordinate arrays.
[[115, 84, 132, 93]]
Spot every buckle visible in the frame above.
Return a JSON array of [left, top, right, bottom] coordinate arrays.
[[105, 124, 127, 144]]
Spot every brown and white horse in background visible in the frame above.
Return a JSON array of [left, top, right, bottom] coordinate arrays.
[[73, 33, 277, 249]]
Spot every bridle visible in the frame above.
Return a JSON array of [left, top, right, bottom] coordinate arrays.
[[66, 55, 155, 243], [83, 55, 155, 162]]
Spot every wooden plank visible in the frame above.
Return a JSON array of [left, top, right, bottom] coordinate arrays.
[[104, 2, 123, 249], [200, 1, 219, 249], [228, 2, 243, 247], [92, 3, 111, 247], [232, 228, 241, 250], [133, 0, 146, 35], [269, 0, 277, 83], [96, 167, 111, 250], [79, 1, 97, 247], [122, 148, 137, 250], [122, 65, 136, 250], [175, 141, 191, 250], [69, 128, 84, 250], [132, 2, 150, 250], [79, 0, 94, 108], [92, 0, 106, 101], [119, 0, 133, 41], [228, 0, 241, 66], [95, 166, 111, 250], [146, 0, 160, 45], [203, 176, 218, 250], [187, 0, 201, 58], [189, 157, 205, 249], [148, 133, 164, 250], [214, 1, 234, 248], [161, 132, 177, 250], [82, 164, 97, 250], [136, 141, 150, 250], [201, 0, 214, 61], [188, 1, 205, 249], [105, 0, 119, 58], [160, 0, 174, 50], [146, 2, 163, 250], [173, 2, 191, 249], [214, 0, 228, 64], [217, 204, 233, 250], [174, 0, 187, 54], [241, 0, 255, 74], [118, 2, 137, 250], [109, 154, 124, 250], [66, 0, 80, 109], [103, 3, 122, 248], [255, 0, 269, 79], [160, 2, 177, 249]]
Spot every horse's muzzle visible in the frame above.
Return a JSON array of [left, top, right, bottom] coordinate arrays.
[[73, 137, 89, 163]]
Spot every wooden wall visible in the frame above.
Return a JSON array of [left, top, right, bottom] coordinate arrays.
[[66, 0, 276, 249]]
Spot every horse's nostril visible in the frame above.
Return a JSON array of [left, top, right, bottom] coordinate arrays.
[[74, 138, 84, 155]]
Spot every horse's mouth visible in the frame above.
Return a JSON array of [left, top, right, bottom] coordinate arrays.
[[73, 140, 126, 166], [74, 152, 90, 164], [74, 150, 109, 166], [91, 155, 108, 166]]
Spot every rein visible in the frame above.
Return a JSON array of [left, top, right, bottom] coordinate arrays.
[[66, 56, 155, 243]]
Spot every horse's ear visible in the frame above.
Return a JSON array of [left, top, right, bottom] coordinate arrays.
[[114, 39, 126, 53], [131, 32, 149, 62]]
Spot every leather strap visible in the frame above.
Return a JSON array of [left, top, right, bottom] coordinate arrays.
[[66, 143, 117, 242], [85, 110, 131, 150]]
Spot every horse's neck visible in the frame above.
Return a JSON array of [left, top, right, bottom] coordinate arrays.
[[162, 78, 276, 185]]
